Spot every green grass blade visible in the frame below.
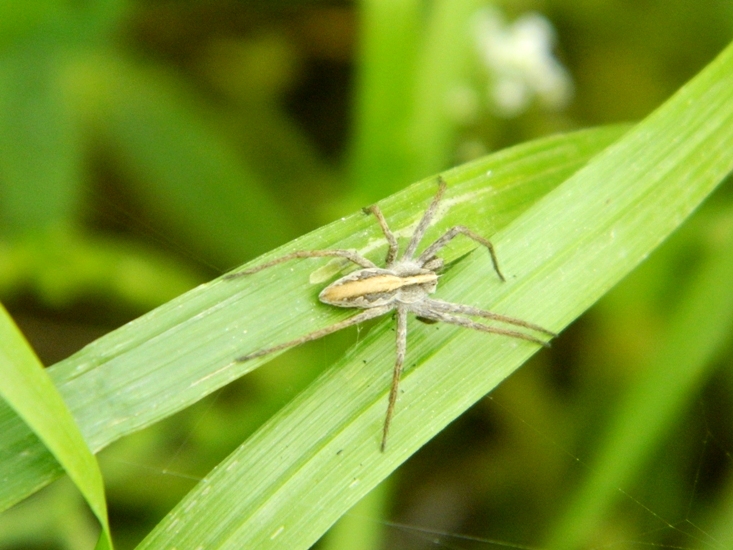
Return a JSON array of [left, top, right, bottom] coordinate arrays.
[[349, 0, 488, 198], [0, 303, 112, 549], [0, 125, 623, 513], [135, 40, 733, 549], [348, 0, 422, 195], [406, 0, 486, 179]]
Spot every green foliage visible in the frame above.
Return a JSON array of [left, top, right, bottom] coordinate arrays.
[[0, 126, 623, 513], [1, 1, 733, 549]]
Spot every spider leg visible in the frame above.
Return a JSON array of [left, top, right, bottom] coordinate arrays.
[[417, 226, 505, 281], [235, 305, 392, 362], [382, 305, 408, 452], [403, 177, 448, 259], [424, 298, 556, 337], [363, 204, 399, 265], [224, 249, 377, 279], [411, 307, 551, 348]]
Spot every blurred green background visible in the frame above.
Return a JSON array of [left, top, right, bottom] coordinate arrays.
[[1, 1, 732, 549]]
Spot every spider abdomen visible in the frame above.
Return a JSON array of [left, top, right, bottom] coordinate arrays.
[[319, 267, 438, 308]]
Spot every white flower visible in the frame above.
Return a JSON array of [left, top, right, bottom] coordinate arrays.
[[474, 7, 573, 117]]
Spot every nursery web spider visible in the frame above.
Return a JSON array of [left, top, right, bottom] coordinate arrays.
[[226, 178, 555, 451]]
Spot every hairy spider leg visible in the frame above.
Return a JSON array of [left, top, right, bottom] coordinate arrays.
[[363, 205, 399, 265], [418, 226, 505, 281], [410, 306, 551, 348], [224, 249, 377, 279], [225, 177, 556, 452], [382, 306, 408, 452], [424, 299, 557, 337], [236, 305, 392, 362], [402, 178, 448, 259]]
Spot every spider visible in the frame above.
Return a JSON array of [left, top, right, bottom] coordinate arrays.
[[225, 178, 555, 451]]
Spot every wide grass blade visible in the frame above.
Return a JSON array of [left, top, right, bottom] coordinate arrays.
[[135, 40, 733, 549]]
